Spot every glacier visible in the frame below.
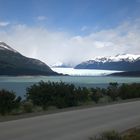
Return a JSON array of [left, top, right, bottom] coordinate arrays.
[[52, 68, 122, 76]]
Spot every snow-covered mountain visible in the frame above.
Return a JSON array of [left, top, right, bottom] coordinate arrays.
[[0, 41, 58, 76], [87, 54, 140, 63], [75, 54, 140, 71]]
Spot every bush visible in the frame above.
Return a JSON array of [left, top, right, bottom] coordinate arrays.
[[26, 81, 140, 111], [89, 130, 122, 140], [90, 88, 103, 103], [89, 129, 140, 140], [0, 89, 21, 115], [98, 96, 112, 104], [101, 130, 122, 140], [33, 106, 43, 112], [22, 101, 33, 113], [123, 128, 140, 140], [26, 81, 79, 110], [107, 83, 119, 101], [119, 83, 140, 99]]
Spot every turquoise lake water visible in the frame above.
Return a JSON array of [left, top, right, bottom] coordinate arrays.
[[0, 76, 140, 98]]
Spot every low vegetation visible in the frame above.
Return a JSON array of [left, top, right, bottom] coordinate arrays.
[[0, 89, 21, 115], [0, 81, 140, 115], [89, 130, 121, 140], [89, 128, 140, 140]]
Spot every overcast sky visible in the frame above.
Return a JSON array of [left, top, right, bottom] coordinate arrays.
[[0, 0, 140, 66]]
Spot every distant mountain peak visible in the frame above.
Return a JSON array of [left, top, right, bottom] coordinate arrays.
[[0, 41, 18, 53], [91, 54, 140, 63], [75, 53, 140, 71]]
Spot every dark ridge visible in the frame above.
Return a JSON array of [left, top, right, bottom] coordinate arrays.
[[0, 42, 59, 76], [109, 71, 140, 77]]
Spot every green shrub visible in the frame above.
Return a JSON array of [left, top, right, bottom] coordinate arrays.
[[89, 130, 122, 140], [26, 81, 140, 111], [101, 130, 122, 140], [22, 101, 33, 113], [98, 96, 113, 104], [119, 83, 140, 99], [26, 81, 80, 109], [90, 88, 103, 103], [107, 83, 119, 101], [89, 129, 140, 140], [33, 106, 43, 112], [0, 89, 21, 115]]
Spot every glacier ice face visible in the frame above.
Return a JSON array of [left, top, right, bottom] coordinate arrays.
[[52, 67, 121, 76]]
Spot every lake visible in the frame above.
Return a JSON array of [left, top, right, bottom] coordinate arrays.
[[0, 74, 140, 98]]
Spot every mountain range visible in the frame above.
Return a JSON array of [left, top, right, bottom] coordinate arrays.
[[75, 54, 140, 71], [0, 42, 58, 76], [1, 41, 140, 76]]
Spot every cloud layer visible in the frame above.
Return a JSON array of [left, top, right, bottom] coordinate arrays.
[[0, 21, 10, 27], [0, 20, 140, 66], [36, 16, 47, 21]]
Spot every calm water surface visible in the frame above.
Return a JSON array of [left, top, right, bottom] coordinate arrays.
[[0, 76, 140, 97]]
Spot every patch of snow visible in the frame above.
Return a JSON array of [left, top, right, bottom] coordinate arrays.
[[0, 42, 18, 53]]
